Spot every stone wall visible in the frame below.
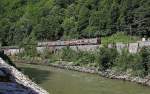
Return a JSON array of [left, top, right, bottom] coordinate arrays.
[[2, 44, 100, 55], [0, 58, 49, 94], [109, 41, 150, 53], [38, 45, 100, 52], [3, 41, 150, 55]]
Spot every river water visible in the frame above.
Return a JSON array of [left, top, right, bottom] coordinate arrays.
[[16, 63, 150, 94]]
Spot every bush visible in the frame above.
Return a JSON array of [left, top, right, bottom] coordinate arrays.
[[60, 46, 78, 62], [114, 49, 133, 71], [131, 54, 145, 77], [113, 47, 150, 77], [46, 47, 97, 66], [39, 48, 53, 59], [114, 49, 147, 77], [75, 51, 96, 66], [139, 47, 150, 76], [96, 47, 118, 71]]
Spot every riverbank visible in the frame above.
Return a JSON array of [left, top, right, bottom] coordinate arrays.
[[14, 59, 150, 87], [48, 61, 150, 87]]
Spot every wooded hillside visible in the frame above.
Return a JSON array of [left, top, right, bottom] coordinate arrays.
[[0, 0, 149, 46]]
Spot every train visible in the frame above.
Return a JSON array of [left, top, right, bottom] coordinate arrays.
[[38, 38, 101, 47], [0, 38, 101, 55]]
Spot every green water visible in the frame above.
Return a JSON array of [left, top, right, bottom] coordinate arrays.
[[16, 63, 150, 94]]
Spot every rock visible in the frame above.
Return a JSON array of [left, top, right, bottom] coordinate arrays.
[[0, 82, 34, 94]]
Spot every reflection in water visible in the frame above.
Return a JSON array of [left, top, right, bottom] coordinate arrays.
[[17, 63, 150, 94]]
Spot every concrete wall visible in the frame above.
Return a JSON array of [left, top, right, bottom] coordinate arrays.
[[37, 45, 100, 53], [2, 44, 100, 55], [3, 48, 24, 56], [108, 41, 150, 53]]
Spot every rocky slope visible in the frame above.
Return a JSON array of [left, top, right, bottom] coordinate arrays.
[[0, 58, 49, 94]]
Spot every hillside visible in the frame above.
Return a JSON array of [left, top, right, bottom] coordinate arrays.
[[0, 0, 149, 46]]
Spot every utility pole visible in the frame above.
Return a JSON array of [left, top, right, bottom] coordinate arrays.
[[129, 24, 132, 42], [0, 42, 3, 54], [0, 42, 1, 51]]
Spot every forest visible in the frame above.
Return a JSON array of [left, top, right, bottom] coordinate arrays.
[[0, 0, 149, 46]]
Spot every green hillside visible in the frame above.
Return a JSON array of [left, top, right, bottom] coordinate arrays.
[[0, 0, 149, 46]]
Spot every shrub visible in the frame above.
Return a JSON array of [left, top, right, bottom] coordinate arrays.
[[114, 49, 133, 71], [51, 47, 97, 66], [114, 49, 146, 77], [139, 47, 150, 76], [131, 54, 145, 77], [96, 47, 118, 71], [40, 48, 53, 59], [60, 46, 78, 62], [75, 51, 96, 66]]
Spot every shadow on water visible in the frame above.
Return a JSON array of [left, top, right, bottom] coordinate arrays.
[[20, 67, 51, 84]]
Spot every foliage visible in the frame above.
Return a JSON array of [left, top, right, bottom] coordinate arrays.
[[19, 33, 38, 58], [131, 54, 145, 77], [0, 0, 149, 46], [114, 47, 150, 77], [38, 46, 97, 66], [139, 47, 150, 76], [96, 47, 118, 71], [115, 49, 134, 71], [75, 51, 96, 66], [101, 32, 140, 45], [16, 45, 150, 77], [59, 46, 77, 61]]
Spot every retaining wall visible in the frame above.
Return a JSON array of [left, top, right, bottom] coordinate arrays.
[[109, 41, 150, 53]]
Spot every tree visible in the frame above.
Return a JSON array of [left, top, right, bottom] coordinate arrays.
[[0, 18, 11, 46], [62, 17, 78, 39], [33, 14, 63, 41], [0, 0, 150, 46]]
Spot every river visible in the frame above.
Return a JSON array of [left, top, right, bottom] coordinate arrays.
[[16, 63, 150, 94]]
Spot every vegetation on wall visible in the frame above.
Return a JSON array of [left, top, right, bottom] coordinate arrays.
[[16, 46, 147, 77], [15, 42, 150, 77]]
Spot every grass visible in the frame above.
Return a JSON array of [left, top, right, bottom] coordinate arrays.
[[101, 32, 140, 45]]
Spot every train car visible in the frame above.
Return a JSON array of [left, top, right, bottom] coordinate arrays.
[[38, 38, 101, 47], [63, 38, 101, 46]]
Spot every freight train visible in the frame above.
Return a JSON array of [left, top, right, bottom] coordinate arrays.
[[0, 38, 101, 55], [38, 38, 101, 47]]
